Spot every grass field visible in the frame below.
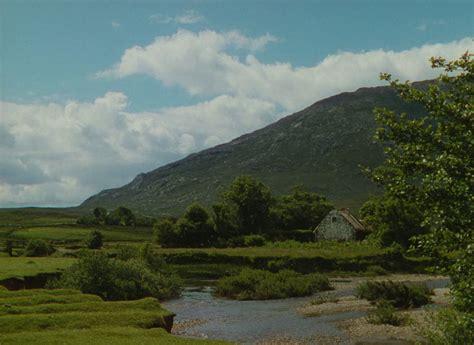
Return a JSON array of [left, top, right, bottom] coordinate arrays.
[[0, 208, 153, 245], [158, 241, 388, 259], [0, 288, 232, 345], [0, 225, 152, 242], [0, 327, 233, 345], [0, 208, 79, 226], [0, 257, 76, 280]]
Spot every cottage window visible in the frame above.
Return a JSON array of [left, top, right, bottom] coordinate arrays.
[[331, 216, 337, 223]]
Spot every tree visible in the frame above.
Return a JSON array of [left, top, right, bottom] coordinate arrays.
[[93, 207, 107, 223], [220, 176, 273, 234], [176, 203, 215, 247], [359, 195, 427, 249], [369, 53, 473, 316], [85, 230, 103, 249], [23, 239, 55, 257], [271, 186, 334, 231], [106, 206, 136, 226], [153, 219, 178, 248]]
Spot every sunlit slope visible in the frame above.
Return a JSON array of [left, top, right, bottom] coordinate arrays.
[[80, 83, 425, 216]]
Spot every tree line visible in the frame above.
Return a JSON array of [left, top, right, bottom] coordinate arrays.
[[154, 176, 334, 247]]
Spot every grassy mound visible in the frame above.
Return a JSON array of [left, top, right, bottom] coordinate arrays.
[[0, 257, 76, 281], [0, 327, 232, 345], [0, 288, 232, 344], [215, 268, 331, 300]]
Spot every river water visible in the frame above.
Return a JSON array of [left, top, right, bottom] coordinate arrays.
[[161, 278, 449, 345]]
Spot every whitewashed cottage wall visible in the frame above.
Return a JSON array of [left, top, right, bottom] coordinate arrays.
[[315, 210, 356, 240]]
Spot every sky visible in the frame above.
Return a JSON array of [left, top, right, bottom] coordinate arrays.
[[0, 0, 472, 207]]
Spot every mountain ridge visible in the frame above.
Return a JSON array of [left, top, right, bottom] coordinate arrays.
[[80, 83, 427, 216]]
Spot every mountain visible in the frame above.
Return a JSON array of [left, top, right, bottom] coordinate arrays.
[[79, 83, 425, 216]]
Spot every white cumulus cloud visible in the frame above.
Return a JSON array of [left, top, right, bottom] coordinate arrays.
[[97, 31, 472, 112], [0, 93, 276, 207]]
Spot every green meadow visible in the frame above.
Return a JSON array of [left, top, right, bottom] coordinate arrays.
[[0, 225, 152, 242], [0, 257, 76, 281], [0, 288, 232, 345]]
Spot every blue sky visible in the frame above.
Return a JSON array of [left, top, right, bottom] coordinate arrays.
[[0, 1, 472, 207]]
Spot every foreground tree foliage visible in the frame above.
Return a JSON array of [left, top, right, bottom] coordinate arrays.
[[360, 195, 427, 249], [370, 53, 473, 339]]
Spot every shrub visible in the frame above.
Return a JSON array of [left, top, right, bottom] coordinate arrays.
[[154, 219, 179, 248], [215, 268, 331, 300], [366, 265, 388, 276], [421, 307, 474, 345], [309, 293, 339, 305], [105, 207, 135, 226], [76, 215, 98, 225], [93, 207, 107, 223], [367, 300, 408, 326], [84, 230, 103, 249], [356, 280, 433, 308], [243, 234, 265, 247], [52, 250, 182, 301], [23, 239, 55, 257]]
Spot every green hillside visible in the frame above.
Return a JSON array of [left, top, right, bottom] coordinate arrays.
[[80, 84, 425, 216]]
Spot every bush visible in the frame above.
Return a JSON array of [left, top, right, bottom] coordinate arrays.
[[421, 307, 474, 345], [52, 250, 182, 301], [23, 239, 55, 257], [154, 219, 179, 248], [366, 265, 388, 276], [243, 235, 265, 247], [367, 300, 408, 326], [76, 215, 98, 225], [356, 280, 433, 308], [84, 230, 103, 249], [215, 268, 331, 300]]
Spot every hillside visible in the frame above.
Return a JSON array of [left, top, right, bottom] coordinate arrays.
[[79, 83, 425, 216]]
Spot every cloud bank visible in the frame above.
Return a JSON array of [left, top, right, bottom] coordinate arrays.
[[97, 31, 472, 112], [1, 30, 472, 207]]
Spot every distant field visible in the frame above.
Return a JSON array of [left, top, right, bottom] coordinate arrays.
[[0, 289, 232, 345], [0, 208, 79, 226], [0, 225, 153, 242], [158, 242, 388, 259], [0, 208, 153, 244], [0, 257, 76, 281]]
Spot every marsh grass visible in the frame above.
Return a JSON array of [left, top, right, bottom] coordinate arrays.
[[0, 296, 169, 316], [0, 288, 232, 344], [356, 280, 433, 308], [215, 268, 331, 300], [0, 247, 170, 292], [309, 293, 339, 305], [366, 300, 410, 326], [0, 257, 76, 281], [0, 327, 233, 345]]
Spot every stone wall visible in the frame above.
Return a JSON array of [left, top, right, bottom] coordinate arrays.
[[315, 210, 355, 240]]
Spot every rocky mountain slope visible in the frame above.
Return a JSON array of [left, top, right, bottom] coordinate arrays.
[[79, 83, 425, 216]]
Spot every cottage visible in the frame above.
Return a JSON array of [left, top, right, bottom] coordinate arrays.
[[314, 208, 366, 241]]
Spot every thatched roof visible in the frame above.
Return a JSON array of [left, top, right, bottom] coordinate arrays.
[[339, 208, 365, 232]]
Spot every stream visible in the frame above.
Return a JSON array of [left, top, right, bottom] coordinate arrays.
[[161, 278, 450, 345]]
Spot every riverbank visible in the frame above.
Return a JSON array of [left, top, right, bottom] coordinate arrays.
[[166, 274, 449, 344], [296, 274, 450, 344]]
